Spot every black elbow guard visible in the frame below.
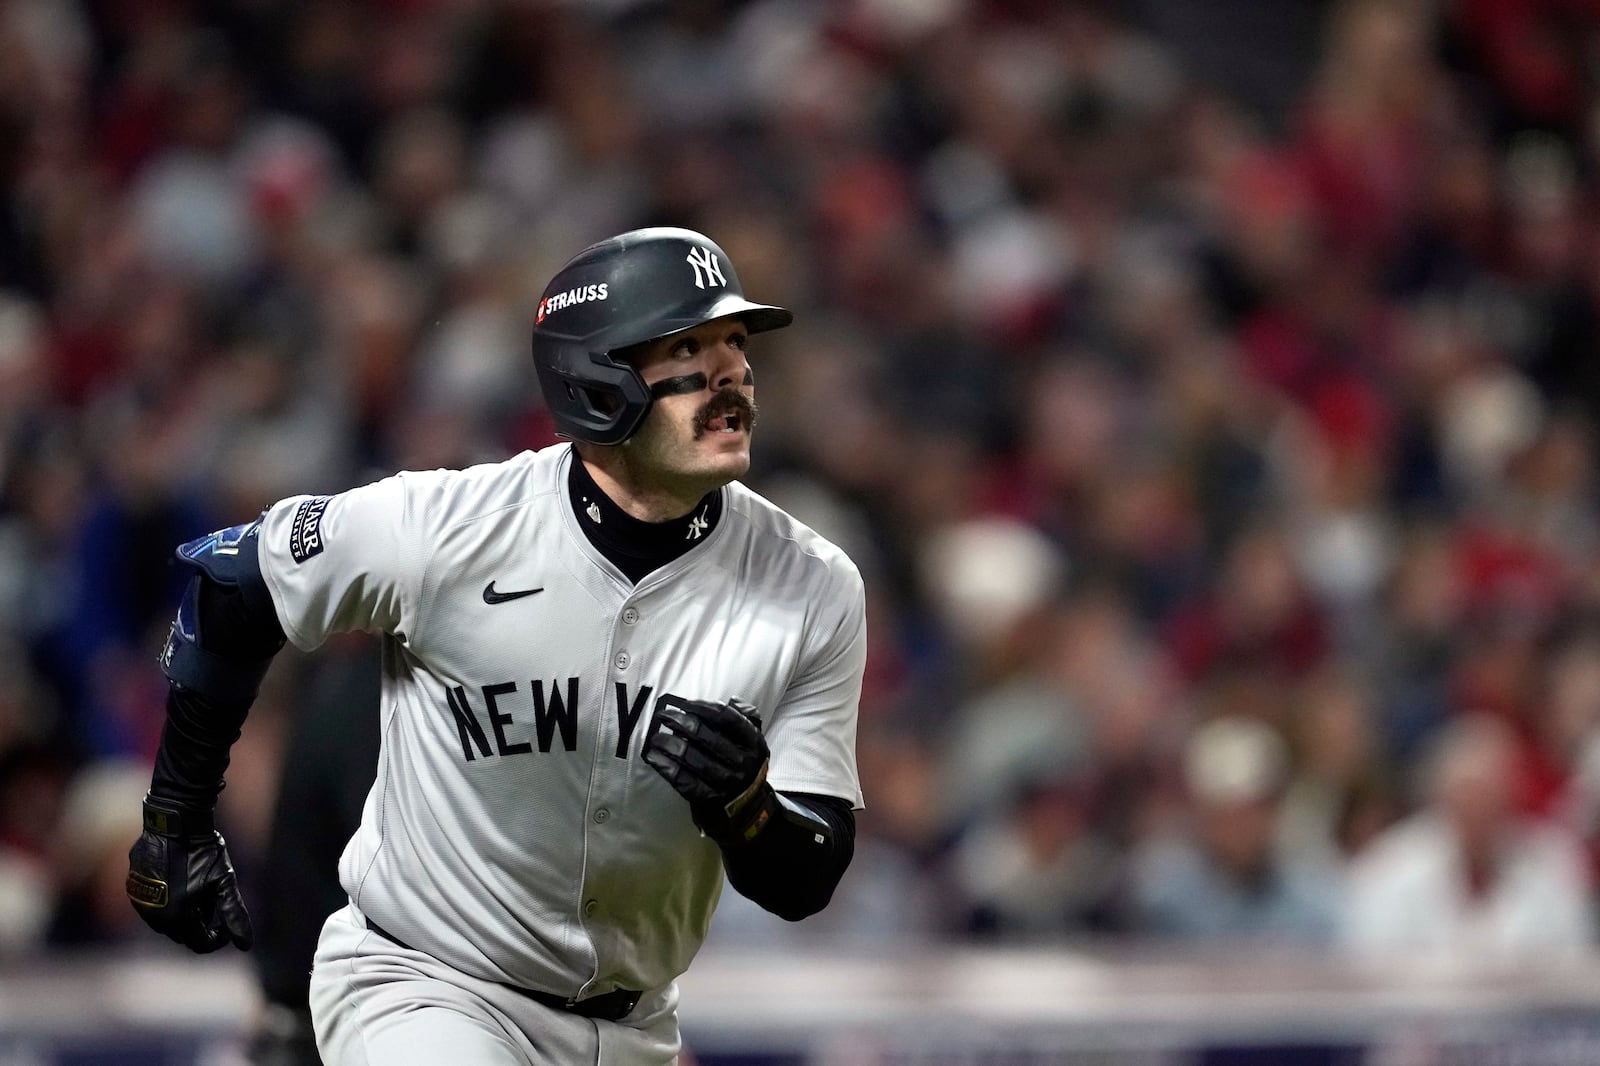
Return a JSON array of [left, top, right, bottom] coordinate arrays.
[[720, 791, 855, 920], [772, 792, 834, 844], [158, 519, 286, 704]]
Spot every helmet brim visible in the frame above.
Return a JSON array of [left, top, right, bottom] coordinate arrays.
[[616, 296, 793, 349], [720, 298, 794, 335]]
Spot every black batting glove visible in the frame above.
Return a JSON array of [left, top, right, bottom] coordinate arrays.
[[643, 698, 778, 844], [126, 794, 254, 953]]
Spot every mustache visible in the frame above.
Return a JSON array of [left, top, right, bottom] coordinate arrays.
[[691, 387, 759, 438]]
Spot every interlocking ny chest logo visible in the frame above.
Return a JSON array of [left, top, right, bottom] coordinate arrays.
[[686, 247, 726, 289]]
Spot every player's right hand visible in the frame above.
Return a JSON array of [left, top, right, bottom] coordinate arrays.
[[126, 794, 254, 953], [643, 697, 776, 843]]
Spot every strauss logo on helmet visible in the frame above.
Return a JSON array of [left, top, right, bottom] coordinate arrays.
[[537, 283, 610, 325]]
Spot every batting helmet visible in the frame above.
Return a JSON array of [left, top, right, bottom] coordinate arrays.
[[531, 227, 793, 445]]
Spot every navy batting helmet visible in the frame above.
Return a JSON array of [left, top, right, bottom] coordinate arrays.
[[531, 227, 793, 445]]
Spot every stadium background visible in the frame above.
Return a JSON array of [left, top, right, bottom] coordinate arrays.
[[3, 0, 1600, 1062]]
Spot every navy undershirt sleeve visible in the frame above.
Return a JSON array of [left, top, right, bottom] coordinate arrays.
[[151, 576, 287, 807]]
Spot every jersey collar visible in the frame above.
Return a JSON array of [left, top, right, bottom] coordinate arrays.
[[565, 448, 725, 585]]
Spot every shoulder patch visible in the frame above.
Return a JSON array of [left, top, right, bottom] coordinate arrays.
[[288, 496, 332, 563]]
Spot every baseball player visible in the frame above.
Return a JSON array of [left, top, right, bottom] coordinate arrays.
[[125, 228, 866, 1065]]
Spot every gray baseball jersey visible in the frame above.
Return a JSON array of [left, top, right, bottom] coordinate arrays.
[[255, 443, 865, 1000]]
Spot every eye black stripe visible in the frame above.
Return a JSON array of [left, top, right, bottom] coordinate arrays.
[[649, 373, 708, 398]]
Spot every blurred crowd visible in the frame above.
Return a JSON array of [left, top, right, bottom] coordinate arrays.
[[2, 0, 1600, 966]]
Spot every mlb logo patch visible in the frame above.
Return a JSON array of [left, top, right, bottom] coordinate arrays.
[[289, 496, 331, 564]]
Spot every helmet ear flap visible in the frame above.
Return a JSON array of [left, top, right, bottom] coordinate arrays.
[[570, 381, 621, 418], [540, 352, 653, 446]]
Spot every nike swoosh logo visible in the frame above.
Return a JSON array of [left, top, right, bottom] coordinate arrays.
[[483, 581, 544, 605]]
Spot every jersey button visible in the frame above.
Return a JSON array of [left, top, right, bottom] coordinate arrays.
[[621, 608, 639, 625], [583, 899, 599, 918], [593, 807, 610, 824], [614, 651, 629, 670]]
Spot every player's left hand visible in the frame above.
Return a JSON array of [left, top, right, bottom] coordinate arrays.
[[643, 697, 774, 843], [126, 795, 255, 953]]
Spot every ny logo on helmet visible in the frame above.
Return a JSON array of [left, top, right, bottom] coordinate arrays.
[[686, 247, 727, 290]]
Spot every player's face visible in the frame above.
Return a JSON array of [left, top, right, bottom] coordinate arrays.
[[623, 315, 758, 490]]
